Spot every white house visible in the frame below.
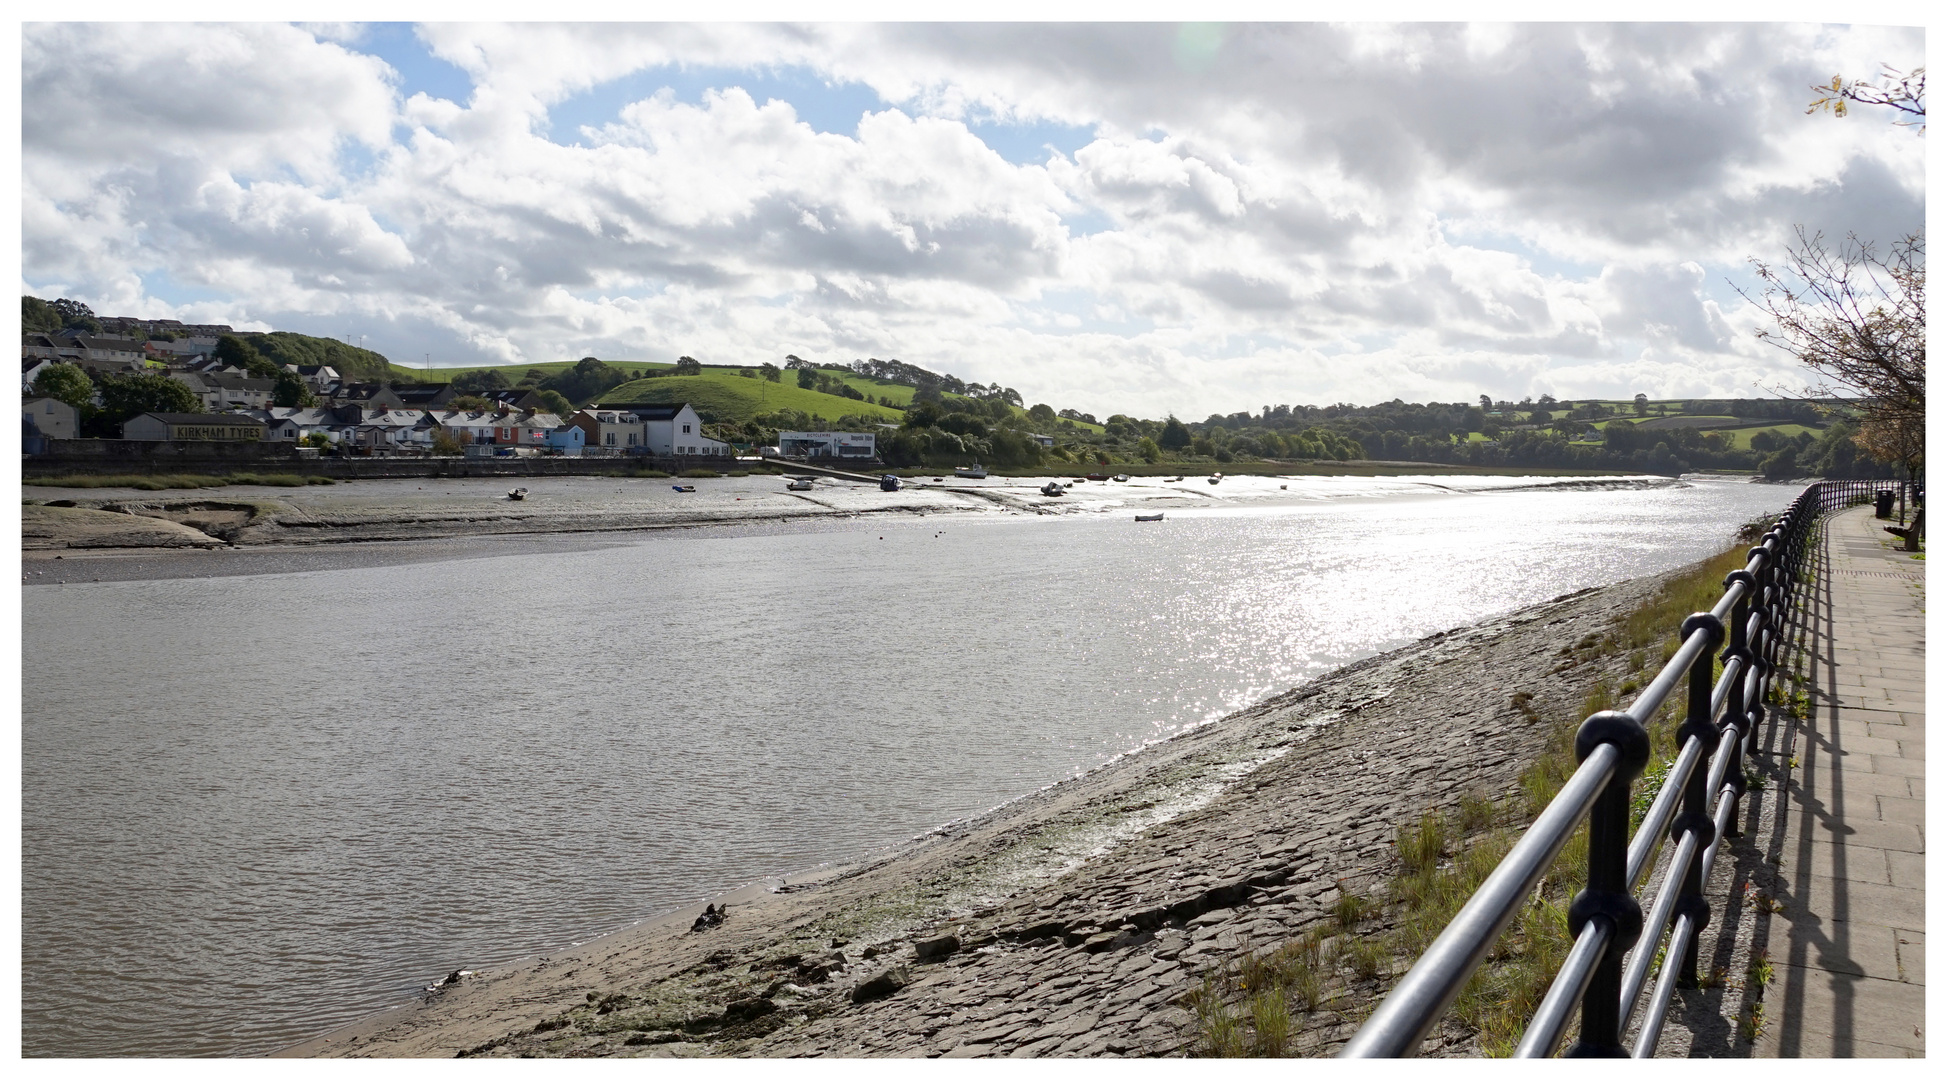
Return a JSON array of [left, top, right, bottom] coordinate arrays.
[[570, 408, 648, 452], [427, 408, 503, 446], [597, 402, 730, 455], [252, 406, 360, 443], [349, 408, 430, 450], [23, 355, 62, 392], [778, 430, 877, 460], [170, 370, 275, 411]]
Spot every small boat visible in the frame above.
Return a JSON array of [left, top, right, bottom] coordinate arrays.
[[1208, 473, 1223, 485], [507, 487, 527, 501], [1164, 476, 1183, 483], [954, 462, 988, 479], [672, 484, 696, 492], [880, 475, 902, 491], [787, 479, 814, 491], [1040, 482, 1065, 497], [932, 476, 944, 482], [1112, 474, 1130, 482], [1086, 473, 1111, 482], [1135, 512, 1164, 522]]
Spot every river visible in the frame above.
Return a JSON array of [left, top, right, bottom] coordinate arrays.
[[20, 474, 1795, 1056]]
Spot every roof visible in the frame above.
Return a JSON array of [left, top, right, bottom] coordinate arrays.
[[597, 402, 685, 420], [69, 334, 148, 353], [134, 413, 264, 425]]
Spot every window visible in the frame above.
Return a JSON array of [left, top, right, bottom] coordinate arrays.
[[605, 432, 615, 446], [682, 424, 691, 433], [628, 433, 637, 445]]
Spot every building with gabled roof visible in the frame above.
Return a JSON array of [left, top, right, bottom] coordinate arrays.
[[592, 401, 730, 456]]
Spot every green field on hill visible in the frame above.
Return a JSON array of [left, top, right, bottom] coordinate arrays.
[[1716, 423, 1821, 449], [395, 359, 1107, 433], [597, 371, 907, 424]]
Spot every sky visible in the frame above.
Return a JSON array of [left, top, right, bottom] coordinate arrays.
[[17, 18, 1928, 419]]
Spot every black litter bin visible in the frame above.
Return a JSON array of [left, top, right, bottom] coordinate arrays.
[[1875, 490, 1894, 518]]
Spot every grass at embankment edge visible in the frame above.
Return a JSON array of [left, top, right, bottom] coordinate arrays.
[[1186, 522, 1772, 1058]]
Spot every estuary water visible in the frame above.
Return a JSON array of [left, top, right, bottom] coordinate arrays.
[[20, 475, 1796, 1056]]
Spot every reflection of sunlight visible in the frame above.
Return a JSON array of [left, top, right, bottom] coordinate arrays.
[[23, 475, 1796, 1059]]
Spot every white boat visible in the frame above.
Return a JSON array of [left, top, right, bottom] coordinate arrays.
[[1040, 482, 1065, 497], [1208, 473, 1223, 485], [1112, 474, 1130, 482], [954, 462, 988, 479], [786, 479, 814, 491]]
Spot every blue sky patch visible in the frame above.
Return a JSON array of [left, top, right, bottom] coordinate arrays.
[[351, 23, 473, 106], [966, 115, 1096, 166], [1437, 222, 1602, 282], [546, 64, 886, 145], [1060, 207, 1116, 237]]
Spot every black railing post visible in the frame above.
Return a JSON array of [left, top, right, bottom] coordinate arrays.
[[1672, 613, 1724, 985], [1565, 711, 1650, 1057], [1719, 569, 1755, 833]]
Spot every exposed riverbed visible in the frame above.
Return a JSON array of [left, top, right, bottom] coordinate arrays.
[[20, 475, 1795, 1056]]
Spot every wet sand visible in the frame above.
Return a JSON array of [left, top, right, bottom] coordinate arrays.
[[276, 568, 1673, 1059], [21, 472, 1676, 584]]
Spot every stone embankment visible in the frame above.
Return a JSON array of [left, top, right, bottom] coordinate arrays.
[[290, 572, 1661, 1060]]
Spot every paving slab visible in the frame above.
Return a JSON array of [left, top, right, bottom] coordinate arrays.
[[1755, 502, 1925, 1059]]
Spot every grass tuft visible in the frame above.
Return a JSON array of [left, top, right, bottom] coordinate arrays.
[[1395, 811, 1447, 876]]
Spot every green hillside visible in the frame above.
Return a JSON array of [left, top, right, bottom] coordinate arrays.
[[232, 331, 397, 381], [596, 371, 906, 424], [1718, 424, 1821, 450], [381, 357, 1103, 432]]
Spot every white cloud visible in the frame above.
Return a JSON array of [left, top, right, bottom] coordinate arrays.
[[19, 21, 1925, 417]]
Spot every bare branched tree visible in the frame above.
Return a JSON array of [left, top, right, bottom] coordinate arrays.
[[1741, 228, 1925, 429], [1808, 65, 1926, 132]]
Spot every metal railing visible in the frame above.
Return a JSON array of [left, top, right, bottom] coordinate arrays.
[[1341, 479, 1893, 1058]]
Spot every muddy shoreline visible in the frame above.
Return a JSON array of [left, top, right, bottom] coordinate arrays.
[[20, 473, 1681, 584], [274, 563, 1679, 1059]]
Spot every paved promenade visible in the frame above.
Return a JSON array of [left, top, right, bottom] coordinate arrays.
[[1758, 502, 1925, 1057]]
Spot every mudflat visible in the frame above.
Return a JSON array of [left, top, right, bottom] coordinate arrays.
[[280, 571, 1662, 1059]]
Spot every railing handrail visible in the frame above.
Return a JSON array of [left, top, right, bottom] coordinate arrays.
[[1342, 479, 1893, 1058]]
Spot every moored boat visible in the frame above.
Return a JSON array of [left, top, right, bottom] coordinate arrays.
[[1134, 512, 1164, 522], [880, 475, 902, 491], [786, 479, 814, 491], [672, 484, 696, 492], [1040, 482, 1065, 496], [1208, 473, 1223, 485], [1112, 474, 1130, 482], [954, 462, 988, 479], [1086, 473, 1111, 482], [507, 487, 527, 501]]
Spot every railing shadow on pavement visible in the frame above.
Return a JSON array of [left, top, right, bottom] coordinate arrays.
[[1338, 480, 1895, 1059]]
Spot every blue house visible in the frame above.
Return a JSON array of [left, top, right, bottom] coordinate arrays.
[[545, 424, 587, 456]]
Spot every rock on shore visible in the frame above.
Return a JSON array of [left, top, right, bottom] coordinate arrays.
[[288, 573, 1662, 1059]]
